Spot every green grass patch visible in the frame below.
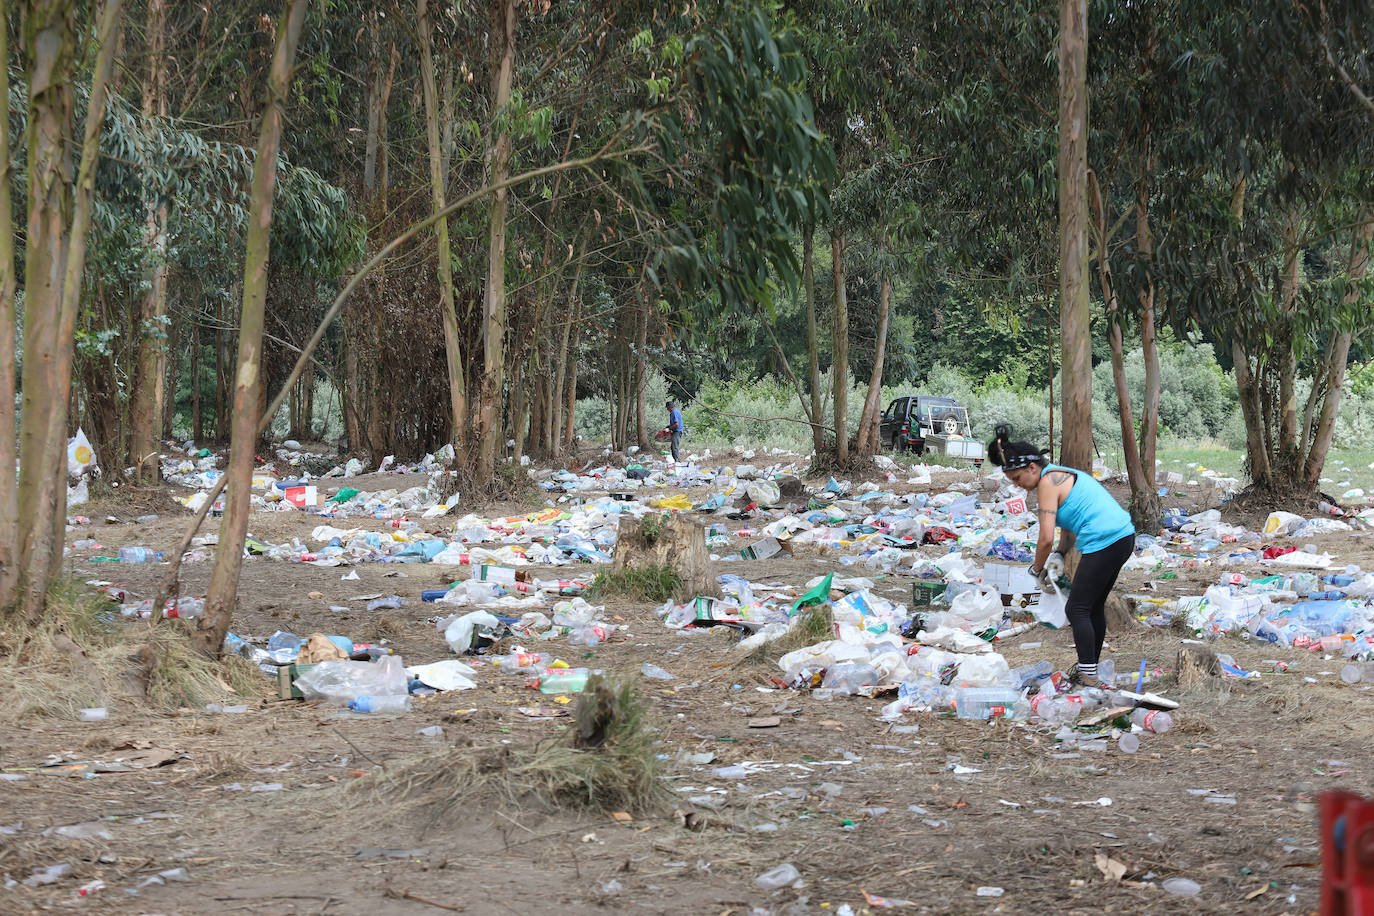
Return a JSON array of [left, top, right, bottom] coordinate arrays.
[[587, 565, 682, 603]]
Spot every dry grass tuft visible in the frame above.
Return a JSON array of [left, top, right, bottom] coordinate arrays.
[[0, 581, 257, 722], [355, 675, 669, 820]]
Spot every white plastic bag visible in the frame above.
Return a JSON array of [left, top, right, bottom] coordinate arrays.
[[745, 480, 781, 505], [67, 428, 97, 476], [1263, 511, 1304, 537], [1033, 582, 1070, 629]]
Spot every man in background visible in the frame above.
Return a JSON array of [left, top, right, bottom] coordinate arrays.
[[666, 400, 683, 462]]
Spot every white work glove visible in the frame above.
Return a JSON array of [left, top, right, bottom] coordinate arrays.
[[1045, 551, 1066, 580]]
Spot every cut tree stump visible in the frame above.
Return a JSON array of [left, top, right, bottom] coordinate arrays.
[[1106, 594, 1142, 632], [612, 514, 716, 600], [1176, 643, 1222, 689]]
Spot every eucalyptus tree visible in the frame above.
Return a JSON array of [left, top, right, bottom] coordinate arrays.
[[0, 0, 124, 622]]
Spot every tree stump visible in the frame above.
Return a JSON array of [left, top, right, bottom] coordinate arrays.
[[612, 514, 716, 600], [1176, 643, 1222, 689], [1105, 594, 1142, 632]]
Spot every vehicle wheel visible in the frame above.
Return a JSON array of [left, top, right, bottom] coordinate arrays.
[[941, 415, 959, 436]]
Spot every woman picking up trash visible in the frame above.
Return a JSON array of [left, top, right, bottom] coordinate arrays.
[[988, 425, 1135, 688]]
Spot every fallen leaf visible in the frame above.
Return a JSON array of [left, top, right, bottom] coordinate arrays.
[[1094, 853, 1126, 882], [747, 716, 781, 728], [610, 811, 633, 824], [1244, 885, 1269, 900]]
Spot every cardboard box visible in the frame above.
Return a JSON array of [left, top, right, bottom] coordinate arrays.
[[277, 662, 321, 700]]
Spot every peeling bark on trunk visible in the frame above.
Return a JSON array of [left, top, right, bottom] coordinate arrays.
[[0, 0, 20, 604], [803, 229, 823, 456], [1057, 0, 1092, 473], [198, 0, 308, 657], [129, 0, 168, 484], [831, 231, 848, 465], [477, 0, 516, 479]]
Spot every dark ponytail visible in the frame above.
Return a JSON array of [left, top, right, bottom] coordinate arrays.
[[987, 424, 1048, 470]]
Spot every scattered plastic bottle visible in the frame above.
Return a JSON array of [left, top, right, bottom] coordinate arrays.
[[79, 707, 108, 722], [118, 546, 166, 563], [1130, 708, 1174, 733], [1340, 662, 1374, 684], [526, 668, 596, 694], [135, 514, 159, 524], [490, 651, 552, 672], [1097, 659, 1116, 687], [1117, 733, 1140, 753], [954, 687, 1023, 720], [1007, 660, 1053, 688], [349, 695, 411, 713]]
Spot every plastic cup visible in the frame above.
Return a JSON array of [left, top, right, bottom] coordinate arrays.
[[1117, 733, 1140, 754]]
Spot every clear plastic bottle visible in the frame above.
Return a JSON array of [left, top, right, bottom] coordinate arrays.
[[1007, 660, 1053, 688], [1340, 662, 1374, 684], [954, 687, 1022, 720], [1130, 708, 1173, 733], [1097, 659, 1116, 687], [118, 546, 166, 563], [348, 695, 411, 713], [491, 651, 552, 672]]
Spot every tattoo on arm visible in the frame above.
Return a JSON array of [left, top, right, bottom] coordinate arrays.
[[1037, 508, 1057, 517], [1047, 470, 1073, 485]]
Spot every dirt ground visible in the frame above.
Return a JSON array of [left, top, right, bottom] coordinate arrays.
[[2, 456, 1371, 915]]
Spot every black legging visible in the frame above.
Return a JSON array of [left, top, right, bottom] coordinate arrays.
[[1065, 533, 1135, 666]]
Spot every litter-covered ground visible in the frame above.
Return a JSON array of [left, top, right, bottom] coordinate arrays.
[[4, 440, 1374, 914]]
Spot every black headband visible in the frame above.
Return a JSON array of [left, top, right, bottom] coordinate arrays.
[[1001, 452, 1039, 471]]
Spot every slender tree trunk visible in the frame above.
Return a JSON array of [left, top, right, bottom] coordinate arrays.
[[418, 0, 468, 453], [198, 0, 308, 658], [191, 320, 202, 442], [1135, 162, 1160, 492], [0, 0, 20, 604], [856, 274, 891, 455], [1303, 213, 1372, 489], [12, 0, 77, 619], [634, 292, 649, 449], [477, 0, 516, 478], [562, 297, 582, 455], [1277, 208, 1301, 457], [803, 228, 823, 456], [831, 231, 849, 464], [1057, 0, 1092, 473], [129, 0, 168, 484], [163, 308, 179, 439], [1233, 339, 1272, 485], [1091, 175, 1155, 529]]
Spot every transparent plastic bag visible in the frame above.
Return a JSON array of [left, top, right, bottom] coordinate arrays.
[[294, 656, 407, 704]]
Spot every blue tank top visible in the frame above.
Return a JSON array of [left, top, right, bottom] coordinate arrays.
[[1043, 464, 1135, 554]]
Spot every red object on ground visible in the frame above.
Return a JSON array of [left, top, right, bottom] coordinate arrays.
[[923, 527, 957, 544], [1321, 790, 1374, 915], [1264, 545, 1298, 560]]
